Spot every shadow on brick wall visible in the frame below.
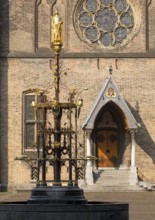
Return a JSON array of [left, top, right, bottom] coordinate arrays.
[[128, 101, 155, 168], [0, 0, 9, 191]]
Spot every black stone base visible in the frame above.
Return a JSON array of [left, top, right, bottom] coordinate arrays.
[[28, 186, 87, 204], [0, 202, 129, 220]]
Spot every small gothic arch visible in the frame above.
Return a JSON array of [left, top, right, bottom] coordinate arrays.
[[94, 101, 129, 130], [93, 101, 128, 168]]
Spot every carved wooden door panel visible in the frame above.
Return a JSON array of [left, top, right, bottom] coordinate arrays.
[[97, 130, 118, 167]]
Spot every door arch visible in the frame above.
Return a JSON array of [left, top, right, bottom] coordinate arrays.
[[94, 102, 126, 168]]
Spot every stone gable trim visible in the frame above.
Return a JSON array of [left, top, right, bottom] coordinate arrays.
[[83, 76, 137, 130]]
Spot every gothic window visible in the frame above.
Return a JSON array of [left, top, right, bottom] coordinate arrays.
[[74, 0, 140, 49]]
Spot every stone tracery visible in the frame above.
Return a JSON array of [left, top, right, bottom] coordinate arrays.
[[74, 0, 136, 48]]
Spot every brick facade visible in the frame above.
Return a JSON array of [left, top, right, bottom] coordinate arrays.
[[0, 0, 155, 190]]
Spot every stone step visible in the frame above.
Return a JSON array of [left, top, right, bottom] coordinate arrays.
[[96, 180, 130, 183], [94, 183, 130, 186], [82, 184, 146, 192], [96, 177, 130, 180], [94, 171, 130, 184], [83, 168, 146, 192], [83, 188, 145, 192]]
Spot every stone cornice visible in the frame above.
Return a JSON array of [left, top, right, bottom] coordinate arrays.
[[1, 51, 155, 58]]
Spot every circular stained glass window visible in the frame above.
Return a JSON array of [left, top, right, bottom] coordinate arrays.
[[115, 0, 127, 13], [74, 0, 140, 49], [100, 0, 113, 7], [79, 12, 93, 27], [95, 9, 118, 32], [84, 26, 99, 42], [99, 33, 113, 46], [85, 0, 98, 13]]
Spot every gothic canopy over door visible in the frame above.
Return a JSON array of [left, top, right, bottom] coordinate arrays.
[[82, 76, 137, 131], [83, 76, 137, 167]]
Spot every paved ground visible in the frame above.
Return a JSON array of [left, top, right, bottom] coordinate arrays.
[[85, 191, 155, 220], [0, 191, 154, 220]]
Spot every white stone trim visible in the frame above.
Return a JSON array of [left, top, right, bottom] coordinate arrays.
[[129, 130, 138, 185], [85, 130, 94, 185]]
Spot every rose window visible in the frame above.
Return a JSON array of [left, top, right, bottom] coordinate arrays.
[[74, 0, 137, 49]]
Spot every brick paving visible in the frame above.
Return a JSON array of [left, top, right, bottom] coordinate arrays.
[[0, 191, 154, 220]]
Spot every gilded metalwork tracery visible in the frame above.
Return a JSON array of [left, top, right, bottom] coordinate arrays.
[[74, 0, 140, 49]]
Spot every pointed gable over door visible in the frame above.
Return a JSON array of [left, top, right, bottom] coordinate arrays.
[[83, 76, 137, 130]]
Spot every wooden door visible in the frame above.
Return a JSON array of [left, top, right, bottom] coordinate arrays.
[[97, 130, 118, 167]]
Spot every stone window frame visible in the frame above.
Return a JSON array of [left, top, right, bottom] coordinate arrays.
[[22, 91, 38, 151], [73, 0, 141, 50], [22, 90, 46, 152]]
